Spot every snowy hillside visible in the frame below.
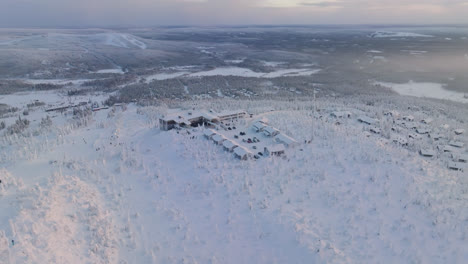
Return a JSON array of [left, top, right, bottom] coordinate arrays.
[[0, 91, 467, 263]]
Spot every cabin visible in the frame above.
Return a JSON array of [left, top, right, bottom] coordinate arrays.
[[331, 111, 352, 118], [449, 141, 465, 148], [274, 134, 299, 147], [419, 149, 436, 157], [263, 126, 280, 137], [222, 140, 238, 152], [264, 145, 286, 156], [212, 134, 227, 145], [203, 129, 217, 139], [452, 153, 468, 163], [234, 146, 252, 160], [252, 121, 267, 132], [357, 115, 378, 125], [439, 145, 459, 153], [448, 162, 465, 171]]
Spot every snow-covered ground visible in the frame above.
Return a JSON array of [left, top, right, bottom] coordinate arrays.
[[0, 92, 467, 263], [376, 81, 468, 104], [143, 67, 321, 83]]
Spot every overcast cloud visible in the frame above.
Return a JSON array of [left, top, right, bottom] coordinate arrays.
[[0, 0, 467, 27]]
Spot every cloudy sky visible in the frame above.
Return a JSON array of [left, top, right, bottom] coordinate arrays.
[[1, 0, 468, 27]]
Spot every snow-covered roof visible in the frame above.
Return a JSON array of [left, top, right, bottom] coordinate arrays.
[[420, 149, 436, 157], [449, 141, 465, 148], [234, 146, 252, 157], [263, 126, 280, 135], [266, 144, 285, 153], [452, 153, 468, 162], [212, 134, 227, 143], [217, 109, 247, 119], [454, 129, 465, 135], [429, 133, 443, 140], [448, 162, 465, 171], [161, 110, 218, 124], [274, 133, 298, 146], [441, 145, 459, 153], [252, 121, 267, 131], [222, 140, 238, 149], [204, 129, 217, 137], [358, 115, 378, 125]]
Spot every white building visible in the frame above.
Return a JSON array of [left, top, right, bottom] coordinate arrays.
[[212, 134, 227, 145], [234, 146, 252, 160], [222, 140, 238, 152], [203, 129, 217, 139], [252, 121, 267, 132], [419, 149, 436, 157], [264, 145, 285, 156], [263, 126, 280, 137], [274, 134, 299, 147], [217, 110, 247, 122]]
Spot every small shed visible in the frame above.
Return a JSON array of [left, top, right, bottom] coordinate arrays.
[[263, 126, 280, 137], [212, 134, 227, 145], [419, 149, 436, 157], [449, 141, 465, 148], [222, 140, 238, 152], [234, 146, 252, 160], [358, 115, 378, 125], [264, 145, 286, 156]]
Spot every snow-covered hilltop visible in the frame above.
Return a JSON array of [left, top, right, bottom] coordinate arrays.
[[0, 90, 467, 263]]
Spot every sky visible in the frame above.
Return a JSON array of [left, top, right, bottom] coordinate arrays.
[[1, 0, 468, 27]]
